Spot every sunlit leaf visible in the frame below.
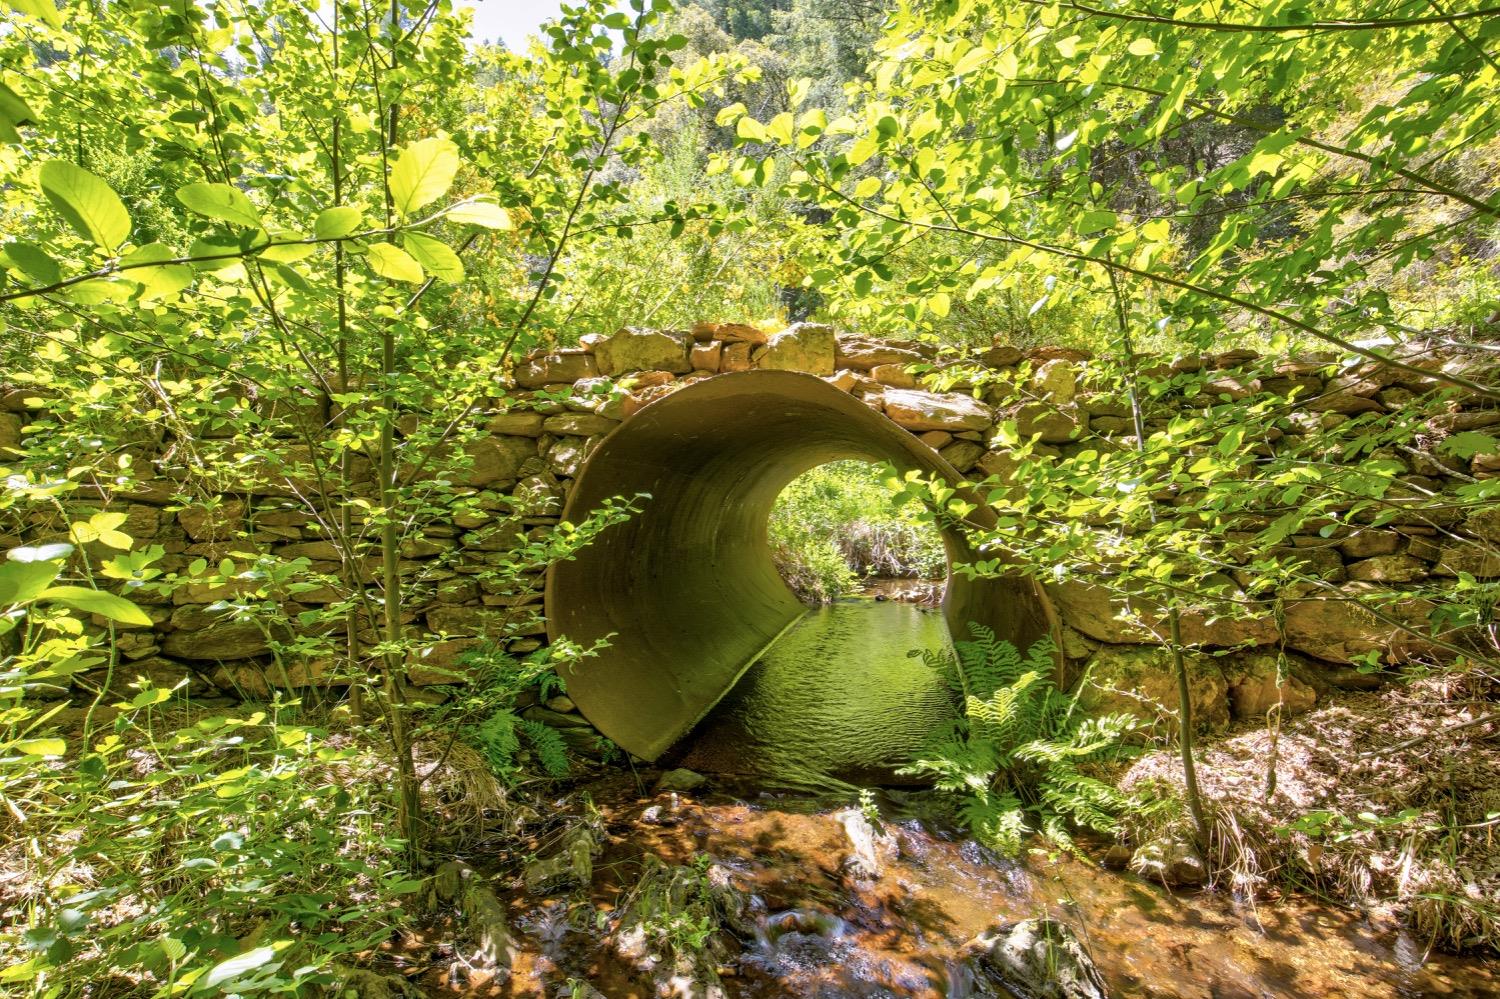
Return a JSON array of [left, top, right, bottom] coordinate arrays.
[[388, 137, 459, 218], [38, 160, 131, 250]]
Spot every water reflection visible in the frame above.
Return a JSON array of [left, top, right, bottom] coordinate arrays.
[[674, 595, 957, 788]]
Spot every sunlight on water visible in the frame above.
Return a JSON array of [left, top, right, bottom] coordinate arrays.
[[675, 598, 958, 788]]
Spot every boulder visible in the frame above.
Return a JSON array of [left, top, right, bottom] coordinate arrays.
[[515, 351, 598, 388], [1432, 542, 1500, 578], [721, 341, 753, 372], [1014, 402, 1078, 443], [162, 605, 279, 660], [543, 412, 617, 437], [546, 437, 590, 477], [1131, 836, 1208, 886], [1031, 359, 1078, 404], [979, 343, 1024, 368], [836, 336, 924, 370], [177, 500, 245, 542], [1282, 589, 1438, 663], [869, 362, 918, 388], [964, 918, 1108, 999], [485, 411, 545, 436], [759, 322, 836, 375], [883, 389, 994, 432], [452, 436, 534, 487], [595, 327, 691, 376], [691, 341, 723, 372], [523, 824, 598, 896], [940, 440, 985, 473], [1337, 529, 1402, 558], [1225, 653, 1317, 721], [654, 768, 707, 793], [1074, 644, 1229, 733], [1461, 506, 1500, 542], [1344, 554, 1428, 583], [1048, 579, 1276, 648], [692, 321, 767, 344]]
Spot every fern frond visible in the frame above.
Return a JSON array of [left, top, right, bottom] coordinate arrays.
[[518, 718, 571, 778]]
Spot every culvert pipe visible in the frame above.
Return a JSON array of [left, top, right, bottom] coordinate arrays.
[[545, 370, 1056, 761]]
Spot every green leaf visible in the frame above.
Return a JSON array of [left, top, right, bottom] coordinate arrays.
[[402, 232, 463, 283], [123, 243, 193, 302], [1127, 38, 1158, 57], [7, 543, 74, 562], [313, 206, 362, 240], [196, 946, 279, 992], [388, 136, 459, 218], [1, 241, 61, 285], [10, 738, 65, 757], [0, 560, 63, 606], [39, 586, 153, 625], [929, 291, 951, 318], [38, 160, 132, 250], [1441, 431, 1496, 460], [445, 199, 512, 230], [4, 0, 62, 28], [365, 242, 425, 283], [953, 44, 990, 77], [176, 183, 264, 229], [0, 80, 37, 141]]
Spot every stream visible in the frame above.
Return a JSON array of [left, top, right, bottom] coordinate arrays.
[[413, 592, 1500, 998]]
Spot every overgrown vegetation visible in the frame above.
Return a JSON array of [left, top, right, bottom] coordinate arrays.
[[768, 460, 946, 602], [903, 630, 1145, 854]]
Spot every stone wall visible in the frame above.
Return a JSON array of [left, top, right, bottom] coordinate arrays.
[[5, 322, 1495, 741]]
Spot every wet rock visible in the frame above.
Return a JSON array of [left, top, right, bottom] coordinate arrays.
[[965, 918, 1108, 999], [1102, 844, 1133, 870], [1131, 836, 1208, 887], [465, 880, 516, 969], [654, 768, 708, 793], [835, 808, 897, 883], [611, 855, 748, 999], [523, 824, 599, 896]]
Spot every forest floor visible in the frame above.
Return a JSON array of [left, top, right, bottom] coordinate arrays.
[[1120, 672, 1500, 955]]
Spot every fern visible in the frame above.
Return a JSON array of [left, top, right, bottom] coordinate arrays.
[[901, 628, 1140, 854], [518, 717, 571, 778]]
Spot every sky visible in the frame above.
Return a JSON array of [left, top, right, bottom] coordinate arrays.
[[454, 0, 569, 50]]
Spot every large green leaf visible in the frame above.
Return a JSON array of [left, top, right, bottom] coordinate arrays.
[[402, 232, 463, 283], [312, 205, 362, 240], [0, 560, 62, 606], [1, 241, 61, 285], [176, 183, 264, 230], [196, 946, 279, 993], [445, 199, 512, 230], [123, 243, 193, 302], [9, 738, 65, 757], [365, 242, 424, 283], [39, 585, 153, 626], [0, 80, 37, 143], [388, 137, 459, 218], [38, 160, 132, 250], [4, 0, 62, 28]]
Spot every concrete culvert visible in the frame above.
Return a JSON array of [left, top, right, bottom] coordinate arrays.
[[544, 370, 1056, 761]]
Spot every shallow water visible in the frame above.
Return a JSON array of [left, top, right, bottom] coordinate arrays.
[[672, 596, 958, 787]]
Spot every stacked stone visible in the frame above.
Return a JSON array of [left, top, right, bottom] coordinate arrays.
[[3, 326, 1495, 738]]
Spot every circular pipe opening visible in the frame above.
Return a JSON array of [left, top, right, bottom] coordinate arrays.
[[545, 370, 1056, 761]]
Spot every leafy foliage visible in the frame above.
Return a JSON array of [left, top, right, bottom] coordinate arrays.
[[902, 629, 1140, 853]]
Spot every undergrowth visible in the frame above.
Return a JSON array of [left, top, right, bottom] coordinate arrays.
[[901, 628, 1145, 854]]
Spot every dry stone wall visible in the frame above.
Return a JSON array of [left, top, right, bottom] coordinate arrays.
[[6, 322, 1496, 743]]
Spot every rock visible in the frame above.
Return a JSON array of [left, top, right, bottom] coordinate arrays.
[[976, 449, 1021, 479], [513, 474, 564, 516], [454, 436, 534, 487], [965, 918, 1108, 999], [1031, 359, 1078, 404], [546, 437, 589, 477], [335, 969, 421, 999], [1014, 402, 1078, 443], [485, 410, 545, 436], [720, 341, 753, 372], [979, 343, 1024, 368], [1102, 844, 1133, 870], [1344, 554, 1428, 583], [1461, 505, 1500, 542], [691, 341, 723, 372], [1074, 644, 1230, 733], [654, 767, 707, 793], [1048, 579, 1276, 648], [940, 440, 985, 473], [1131, 836, 1208, 886], [1307, 391, 1383, 414], [693, 321, 767, 344], [836, 336, 924, 370], [162, 605, 280, 660], [543, 412, 618, 436], [177, 501, 245, 542], [869, 362, 918, 388], [546, 694, 577, 713], [918, 430, 953, 449], [1432, 542, 1500, 577], [515, 351, 598, 388], [759, 322, 836, 375], [1225, 654, 1317, 721], [465, 881, 517, 969], [1282, 589, 1438, 663], [523, 824, 598, 896], [595, 327, 691, 376], [883, 388, 994, 432], [835, 807, 898, 882], [1337, 529, 1402, 558], [0, 412, 24, 452]]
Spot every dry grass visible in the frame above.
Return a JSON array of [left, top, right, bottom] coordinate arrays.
[[1119, 671, 1500, 954]]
